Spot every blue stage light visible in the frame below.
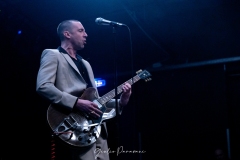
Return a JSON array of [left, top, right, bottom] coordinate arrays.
[[95, 78, 106, 87], [18, 30, 22, 34]]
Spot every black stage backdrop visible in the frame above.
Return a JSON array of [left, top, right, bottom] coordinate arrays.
[[1, 30, 240, 160]]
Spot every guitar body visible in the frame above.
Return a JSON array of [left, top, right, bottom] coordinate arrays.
[[47, 88, 104, 147], [47, 69, 151, 147]]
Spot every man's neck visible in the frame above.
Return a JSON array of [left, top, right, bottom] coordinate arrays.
[[61, 43, 77, 60]]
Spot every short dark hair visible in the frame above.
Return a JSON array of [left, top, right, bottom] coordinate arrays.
[[57, 20, 80, 41]]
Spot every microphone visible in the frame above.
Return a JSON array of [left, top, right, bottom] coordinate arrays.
[[95, 17, 126, 27]]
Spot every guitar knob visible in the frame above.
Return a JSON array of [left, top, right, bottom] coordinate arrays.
[[78, 136, 82, 141], [87, 138, 92, 143], [83, 129, 88, 133]]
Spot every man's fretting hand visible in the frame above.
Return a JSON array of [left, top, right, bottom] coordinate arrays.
[[119, 83, 132, 106]]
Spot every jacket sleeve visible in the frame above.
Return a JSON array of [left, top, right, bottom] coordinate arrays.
[[36, 49, 77, 110]]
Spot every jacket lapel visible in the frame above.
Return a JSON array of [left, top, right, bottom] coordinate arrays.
[[61, 52, 81, 75]]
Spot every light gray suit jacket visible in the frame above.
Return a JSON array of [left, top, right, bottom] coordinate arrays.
[[36, 49, 98, 110], [36, 49, 122, 137]]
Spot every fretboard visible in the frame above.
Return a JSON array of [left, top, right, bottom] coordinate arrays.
[[97, 75, 140, 105]]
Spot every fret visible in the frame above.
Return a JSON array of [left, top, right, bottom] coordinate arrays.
[[98, 76, 138, 105], [97, 70, 151, 105]]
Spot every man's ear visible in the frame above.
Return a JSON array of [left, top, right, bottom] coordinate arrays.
[[63, 31, 70, 39]]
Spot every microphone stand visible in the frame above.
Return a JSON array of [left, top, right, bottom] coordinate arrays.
[[111, 23, 135, 160], [112, 25, 120, 159]]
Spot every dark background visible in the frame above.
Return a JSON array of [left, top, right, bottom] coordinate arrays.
[[1, 0, 240, 160]]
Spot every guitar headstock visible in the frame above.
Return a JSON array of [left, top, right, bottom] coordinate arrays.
[[136, 69, 152, 82]]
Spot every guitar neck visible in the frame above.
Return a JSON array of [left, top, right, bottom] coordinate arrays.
[[97, 75, 140, 105]]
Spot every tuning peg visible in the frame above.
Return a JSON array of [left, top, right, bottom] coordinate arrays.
[[145, 78, 152, 82], [136, 69, 142, 74]]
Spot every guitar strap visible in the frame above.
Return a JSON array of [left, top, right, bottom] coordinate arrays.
[[75, 54, 93, 88]]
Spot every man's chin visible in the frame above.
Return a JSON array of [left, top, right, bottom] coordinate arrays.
[[81, 45, 85, 49], [77, 46, 84, 50]]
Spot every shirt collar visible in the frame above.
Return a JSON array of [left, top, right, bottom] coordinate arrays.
[[57, 46, 68, 54]]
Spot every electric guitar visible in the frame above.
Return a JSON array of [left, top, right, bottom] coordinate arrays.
[[47, 69, 151, 147]]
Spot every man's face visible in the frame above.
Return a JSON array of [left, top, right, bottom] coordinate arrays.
[[68, 21, 88, 50]]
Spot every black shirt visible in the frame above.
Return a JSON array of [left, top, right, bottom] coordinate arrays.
[[58, 46, 92, 88]]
